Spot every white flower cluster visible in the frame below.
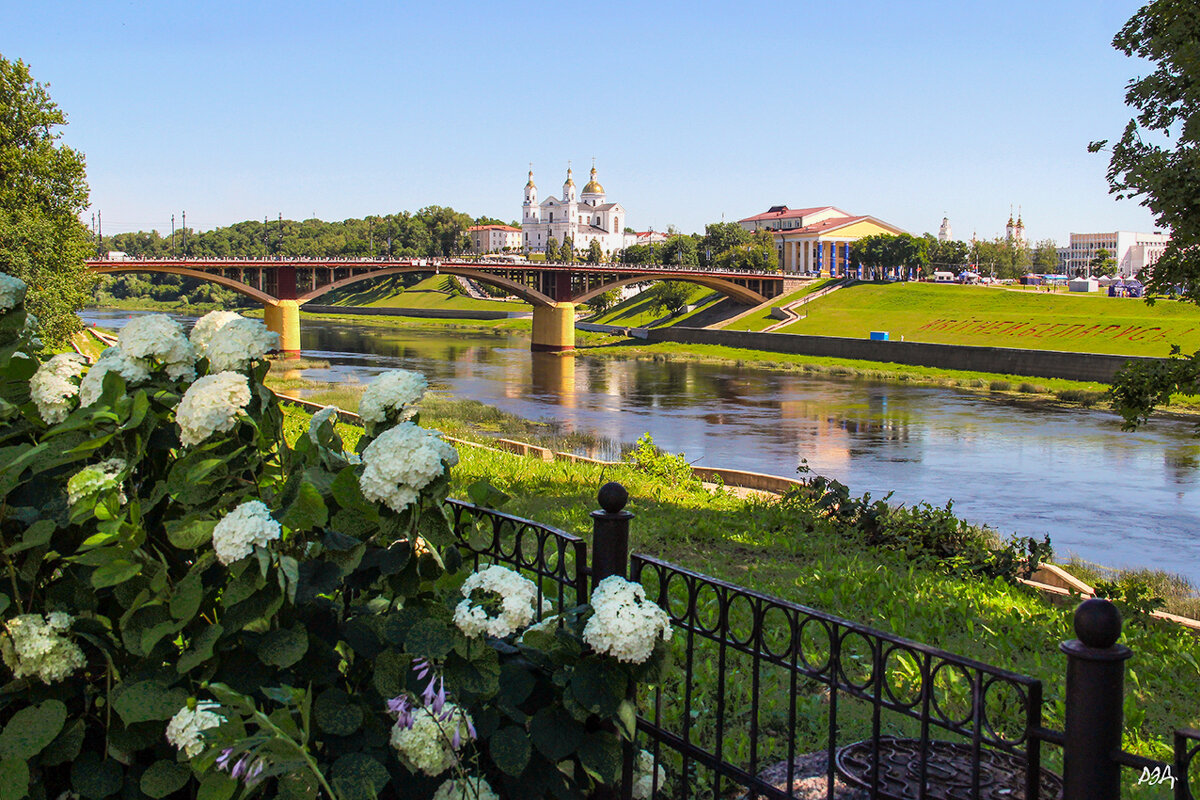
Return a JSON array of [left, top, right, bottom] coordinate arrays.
[[582, 576, 672, 665], [358, 369, 428, 424], [166, 701, 224, 758], [307, 405, 338, 445], [29, 353, 88, 423], [632, 749, 668, 799], [176, 371, 251, 447], [116, 314, 196, 381], [359, 423, 458, 512], [203, 317, 278, 372], [0, 272, 27, 312], [189, 310, 243, 357], [212, 500, 282, 565], [390, 703, 474, 776], [78, 347, 151, 406], [433, 777, 499, 800], [67, 458, 127, 506], [453, 565, 538, 639], [0, 612, 85, 684]]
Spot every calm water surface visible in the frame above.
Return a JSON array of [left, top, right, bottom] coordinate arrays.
[[83, 310, 1200, 582]]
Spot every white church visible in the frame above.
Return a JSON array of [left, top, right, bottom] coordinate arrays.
[[522, 165, 629, 257]]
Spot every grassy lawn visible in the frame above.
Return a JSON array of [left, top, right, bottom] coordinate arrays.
[[722, 278, 837, 332], [322, 274, 532, 311], [281, 401, 1200, 787], [590, 283, 718, 327], [775, 282, 1200, 357]]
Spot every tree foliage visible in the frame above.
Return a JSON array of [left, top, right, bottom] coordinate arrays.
[[0, 56, 94, 347], [659, 235, 699, 267], [713, 230, 778, 272], [585, 238, 604, 264], [647, 281, 693, 314], [1090, 0, 1200, 299], [700, 223, 750, 266]]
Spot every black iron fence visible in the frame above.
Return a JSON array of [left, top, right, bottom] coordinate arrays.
[[448, 485, 1200, 799]]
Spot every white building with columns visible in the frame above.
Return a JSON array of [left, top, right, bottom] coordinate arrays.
[[738, 205, 907, 275], [522, 165, 629, 257]]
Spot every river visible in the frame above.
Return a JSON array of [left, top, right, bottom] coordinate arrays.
[[81, 310, 1200, 583]]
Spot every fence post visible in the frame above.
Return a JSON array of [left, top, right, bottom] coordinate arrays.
[[591, 481, 632, 588], [589, 481, 635, 800], [1060, 598, 1131, 800]]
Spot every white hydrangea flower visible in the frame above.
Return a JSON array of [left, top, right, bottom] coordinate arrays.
[[632, 749, 668, 799], [212, 500, 282, 565], [176, 371, 251, 447], [390, 703, 473, 776], [78, 347, 152, 407], [453, 565, 538, 639], [189, 310, 243, 357], [432, 777, 499, 800], [307, 406, 338, 445], [165, 701, 224, 758], [0, 612, 85, 684], [116, 314, 196, 381], [67, 458, 127, 506], [358, 370, 428, 424], [203, 317, 278, 372], [29, 353, 88, 424], [0, 272, 27, 312], [359, 423, 458, 513], [582, 576, 672, 665]]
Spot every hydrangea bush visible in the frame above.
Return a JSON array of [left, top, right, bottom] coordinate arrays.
[[0, 281, 671, 800]]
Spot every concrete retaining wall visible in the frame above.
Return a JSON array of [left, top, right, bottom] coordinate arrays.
[[644, 326, 1163, 383], [303, 304, 531, 320]]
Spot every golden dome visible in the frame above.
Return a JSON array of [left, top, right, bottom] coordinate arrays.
[[564, 167, 575, 186], [526, 169, 536, 189], [583, 166, 604, 194]]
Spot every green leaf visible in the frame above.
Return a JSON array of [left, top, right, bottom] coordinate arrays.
[[616, 699, 638, 741], [197, 771, 238, 800], [282, 479, 328, 532], [140, 761, 191, 799], [331, 753, 390, 800], [40, 717, 85, 766], [405, 618, 455, 660], [0, 758, 29, 800], [4, 518, 54, 555], [467, 479, 510, 510], [530, 707, 585, 762], [370, 650, 406, 698], [70, 752, 123, 799], [499, 662, 536, 708], [258, 626, 309, 668], [331, 466, 372, 512], [489, 725, 531, 776], [276, 772, 319, 800], [111, 680, 188, 725], [166, 518, 217, 550], [569, 659, 627, 716], [169, 569, 204, 621], [91, 559, 142, 589], [314, 689, 364, 737], [0, 699, 67, 759], [578, 731, 622, 784], [187, 457, 228, 485]]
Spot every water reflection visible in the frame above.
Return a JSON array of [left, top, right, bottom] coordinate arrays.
[[79, 310, 1200, 582]]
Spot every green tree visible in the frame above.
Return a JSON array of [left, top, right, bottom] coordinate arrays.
[[1089, 248, 1117, 277], [544, 236, 559, 262], [714, 229, 779, 272], [648, 280, 693, 314], [660, 234, 699, 266], [585, 238, 603, 264], [586, 288, 620, 315], [0, 56, 94, 346], [561, 236, 575, 263], [700, 222, 750, 265], [1031, 239, 1062, 274], [1091, 0, 1200, 299]]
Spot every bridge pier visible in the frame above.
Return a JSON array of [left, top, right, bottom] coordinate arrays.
[[530, 302, 576, 352], [264, 300, 301, 356]]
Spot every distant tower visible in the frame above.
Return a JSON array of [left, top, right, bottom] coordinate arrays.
[[938, 215, 952, 243], [1015, 206, 1026, 247], [563, 166, 577, 205], [523, 167, 539, 225], [1005, 206, 1016, 242], [581, 162, 606, 207]]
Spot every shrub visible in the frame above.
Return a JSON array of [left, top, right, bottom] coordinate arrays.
[[989, 380, 1011, 391], [0, 276, 669, 800], [626, 433, 701, 489], [1054, 389, 1106, 407], [1018, 382, 1041, 393]]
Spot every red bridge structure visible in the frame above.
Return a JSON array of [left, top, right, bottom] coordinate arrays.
[[86, 257, 803, 354]]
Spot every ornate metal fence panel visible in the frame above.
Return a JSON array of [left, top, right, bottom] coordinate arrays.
[[629, 554, 1055, 800]]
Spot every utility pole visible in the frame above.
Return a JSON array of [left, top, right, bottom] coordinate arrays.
[[369, 218, 374, 258], [171, 214, 176, 257], [278, 213, 283, 259], [97, 211, 103, 256], [182, 211, 186, 257]]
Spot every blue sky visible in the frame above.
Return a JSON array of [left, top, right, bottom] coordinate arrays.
[[4, 0, 1162, 243]]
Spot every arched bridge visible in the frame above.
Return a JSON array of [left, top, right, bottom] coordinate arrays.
[[86, 257, 802, 353]]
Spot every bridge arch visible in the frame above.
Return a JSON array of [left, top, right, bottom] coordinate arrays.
[[90, 265, 279, 306], [296, 266, 555, 307], [571, 274, 767, 306]]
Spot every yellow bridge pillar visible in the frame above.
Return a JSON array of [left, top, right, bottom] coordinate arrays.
[[530, 302, 576, 352], [264, 300, 301, 356]]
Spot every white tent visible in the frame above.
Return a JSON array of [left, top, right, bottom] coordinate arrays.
[[1069, 278, 1099, 293]]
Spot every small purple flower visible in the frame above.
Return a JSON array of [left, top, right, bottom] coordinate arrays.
[[452, 727, 461, 749], [231, 754, 253, 780], [387, 694, 415, 729], [215, 748, 235, 770], [432, 677, 446, 714], [412, 657, 430, 679]]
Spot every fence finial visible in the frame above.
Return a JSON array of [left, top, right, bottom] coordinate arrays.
[[591, 482, 633, 590]]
